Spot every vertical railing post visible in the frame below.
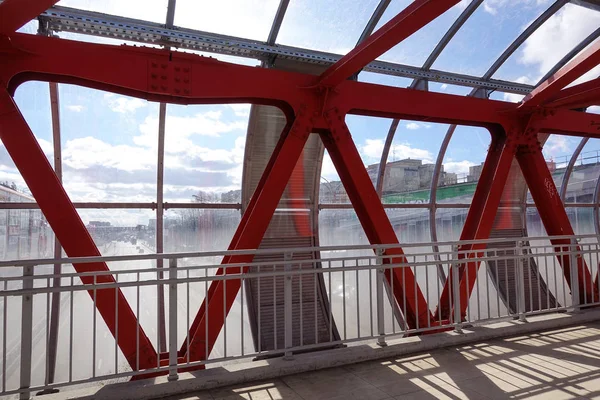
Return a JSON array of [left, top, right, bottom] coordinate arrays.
[[569, 237, 580, 312], [451, 246, 462, 334], [283, 252, 293, 360], [168, 258, 178, 381], [376, 248, 386, 347], [20, 265, 34, 400], [516, 241, 527, 322]]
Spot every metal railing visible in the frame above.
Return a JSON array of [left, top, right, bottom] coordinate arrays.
[[1, 234, 599, 398]]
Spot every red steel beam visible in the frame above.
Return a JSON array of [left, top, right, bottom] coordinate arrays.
[[5, 33, 600, 138], [0, 89, 157, 370], [521, 39, 600, 108], [318, 0, 460, 87], [0, 0, 58, 34], [179, 117, 293, 357], [436, 133, 516, 320], [516, 145, 597, 304], [182, 113, 313, 363], [545, 77, 600, 110], [323, 108, 433, 329]]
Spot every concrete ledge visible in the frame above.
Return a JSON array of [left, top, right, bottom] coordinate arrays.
[[46, 309, 600, 400]]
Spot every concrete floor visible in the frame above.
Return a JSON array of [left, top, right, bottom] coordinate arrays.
[[166, 323, 600, 400]]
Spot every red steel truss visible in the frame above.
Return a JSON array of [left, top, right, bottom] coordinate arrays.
[[1, 0, 600, 377]]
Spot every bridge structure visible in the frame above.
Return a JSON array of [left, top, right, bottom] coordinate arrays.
[[2, 0, 600, 399]]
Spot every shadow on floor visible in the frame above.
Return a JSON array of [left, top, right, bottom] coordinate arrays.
[[147, 323, 600, 399]]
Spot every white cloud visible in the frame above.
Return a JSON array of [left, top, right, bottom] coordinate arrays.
[[440, 84, 448, 90], [444, 160, 476, 175], [503, 93, 525, 103], [104, 93, 147, 114], [519, 4, 600, 79], [227, 104, 251, 118], [405, 122, 420, 130], [483, 3, 498, 15], [361, 139, 433, 163], [62, 137, 155, 171], [543, 135, 572, 159], [136, 111, 247, 153], [67, 105, 84, 112]]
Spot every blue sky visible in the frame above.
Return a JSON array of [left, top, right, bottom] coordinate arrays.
[[4, 0, 600, 225]]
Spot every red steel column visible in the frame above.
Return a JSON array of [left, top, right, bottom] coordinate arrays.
[[436, 133, 516, 320], [0, 89, 157, 370], [182, 111, 313, 363], [517, 143, 596, 303], [322, 108, 433, 330]]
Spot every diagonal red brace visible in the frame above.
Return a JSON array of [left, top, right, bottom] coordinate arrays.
[[181, 112, 313, 363], [436, 133, 516, 320], [517, 144, 597, 304], [0, 88, 157, 370], [322, 108, 433, 329]]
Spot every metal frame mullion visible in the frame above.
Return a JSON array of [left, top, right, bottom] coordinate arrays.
[[560, 137, 589, 202], [45, 81, 62, 389], [267, 0, 290, 46], [155, 0, 176, 354]]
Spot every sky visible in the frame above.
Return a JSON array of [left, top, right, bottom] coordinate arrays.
[[4, 0, 600, 225]]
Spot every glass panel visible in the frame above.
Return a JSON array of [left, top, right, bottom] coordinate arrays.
[[163, 209, 240, 253], [57, 0, 169, 23], [0, 209, 54, 260], [163, 103, 249, 203], [567, 207, 595, 236], [433, 1, 552, 77], [175, 0, 279, 42], [59, 84, 159, 202], [439, 126, 491, 204], [277, 0, 380, 53], [76, 209, 156, 255], [380, 121, 447, 204], [564, 139, 600, 204], [376, 2, 465, 67], [493, 3, 600, 85], [6, 82, 54, 194]]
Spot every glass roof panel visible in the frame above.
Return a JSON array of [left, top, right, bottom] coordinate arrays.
[[432, 0, 552, 77], [57, 0, 168, 24], [174, 0, 280, 42], [277, 0, 380, 53], [493, 3, 600, 84], [376, 1, 465, 67]]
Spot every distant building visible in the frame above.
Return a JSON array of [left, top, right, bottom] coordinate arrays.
[[88, 221, 111, 227], [367, 158, 437, 194], [441, 172, 457, 186], [468, 163, 484, 182]]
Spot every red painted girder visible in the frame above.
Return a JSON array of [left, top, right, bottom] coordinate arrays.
[[517, 146, 597, 304], [532, 108, 600, 138], [0, 33, 309, 113], [521, 39, 600, 108], [322, 109, 433, 329], [0, 0, 58, 34], [180, 116, 293, 356], [545, 77, 600, 110], [182, 113, 312, 363], [318, 0, 460, 87], [454, 139, 517, 319], [0, 89, 157, 370], [333, 80, 515, 127], [436, 134, 516, 320], [5, 33, 600, 136]]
